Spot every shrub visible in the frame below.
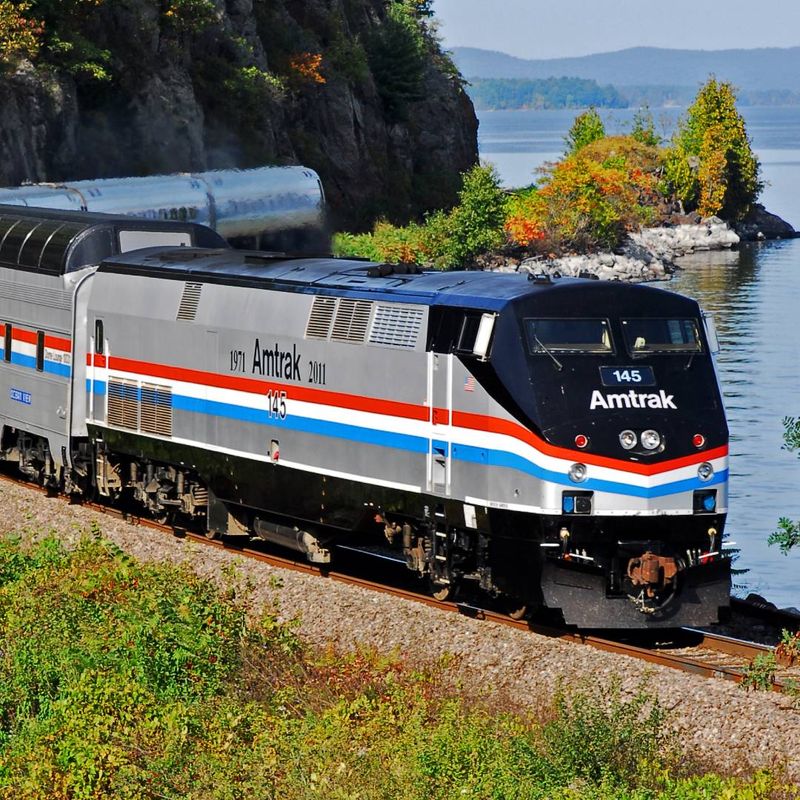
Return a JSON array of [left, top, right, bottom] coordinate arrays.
[[335, 165, 506, 269], [505, 146, 657, 253], [769, 416, 800, 554], [663, 77, 761, 219], [630, 105, 661, 147], [565, 107, 606, 154], [0, 534, 795, 798], [0, 1, 42, 65]]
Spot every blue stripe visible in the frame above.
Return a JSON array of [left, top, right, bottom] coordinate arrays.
[[88, 379, 727, 499], [453, 443, 727, 498], [8, 352, 71, 378]]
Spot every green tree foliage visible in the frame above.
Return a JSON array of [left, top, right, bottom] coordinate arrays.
[[467, 77, 627, 111], [769, 417, 800, 554], [663, 77, 761, 219], [565, 107, 606, 155], [0, 534, 793, 797], [0, 1, 42, 65], [334, 164, 506, 268], [367, 1, 428, 118], [630, 105, 660, 147]]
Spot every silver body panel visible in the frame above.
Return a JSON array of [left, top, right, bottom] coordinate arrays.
[[0, 167, 325, 243]]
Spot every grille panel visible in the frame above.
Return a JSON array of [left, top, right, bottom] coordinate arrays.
[[331, 299, 372, 343], [305, 296, 337, 339], [107, 379, 139, 430], [369, 304, 424, 349], [176, 282, 203, 321], [140, 383, 173, 438]]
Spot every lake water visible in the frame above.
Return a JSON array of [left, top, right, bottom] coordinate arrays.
[[478, 107, 800, 609]]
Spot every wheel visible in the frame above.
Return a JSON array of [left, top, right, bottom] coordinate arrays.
[[508, 604, 528, 621]]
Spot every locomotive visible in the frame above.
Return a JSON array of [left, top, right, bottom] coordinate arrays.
[[0, 207, 731, 628], [0, 166, 328, 253]]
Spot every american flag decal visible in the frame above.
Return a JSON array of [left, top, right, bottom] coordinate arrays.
[[463, 375, 476, 392]]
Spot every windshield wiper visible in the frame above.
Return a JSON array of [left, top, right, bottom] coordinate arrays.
[[534, 335, 563, 371]]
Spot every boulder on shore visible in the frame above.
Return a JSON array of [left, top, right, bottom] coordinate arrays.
[[734, 204, 798, 241]]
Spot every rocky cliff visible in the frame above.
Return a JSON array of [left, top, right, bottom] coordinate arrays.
[[0, 0, 478, 231]]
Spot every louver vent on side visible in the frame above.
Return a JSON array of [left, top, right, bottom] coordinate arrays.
[[176, 282, 203, 321], [140, 383, 173, 438], [305, 296, 337, 339], [331, 299, 372, 344], [107, 379, 139, 430], [368, 305, 424, 349]]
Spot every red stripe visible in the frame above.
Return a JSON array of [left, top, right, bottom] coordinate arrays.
[[452, 410, 727, 476], [12, 328, 71, 352], [103, 355, 431, 422], [93, 353, 727, 475]]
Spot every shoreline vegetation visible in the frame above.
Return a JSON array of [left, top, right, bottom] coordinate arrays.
[[467, 77, 800, 111], [335, 78, 796, 281], [1, 533, 797, 798]]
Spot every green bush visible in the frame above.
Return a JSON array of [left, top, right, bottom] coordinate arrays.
[[565, 107, 606, 154], [769, 416, 800, 554], [335, 164, 506, 268], [0, 534, 793, 798]]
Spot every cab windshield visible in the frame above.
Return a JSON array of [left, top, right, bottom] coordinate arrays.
[[621, 318, 702, 355], [525, 318, 612, 354]]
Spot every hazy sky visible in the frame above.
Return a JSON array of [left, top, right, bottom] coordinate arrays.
[[433, 0, 800, 60]]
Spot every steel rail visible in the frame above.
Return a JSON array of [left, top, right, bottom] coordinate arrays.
[[0, 470, 794, 693]]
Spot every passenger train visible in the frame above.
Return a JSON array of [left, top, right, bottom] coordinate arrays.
[[0, 206, 731, 628], [0, 166, 328, 252]]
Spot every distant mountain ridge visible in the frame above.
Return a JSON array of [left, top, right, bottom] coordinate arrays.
[[452, 46, 800, 92]]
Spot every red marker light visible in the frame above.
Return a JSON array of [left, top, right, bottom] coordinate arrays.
[[693, 433, 705, 448], [574, 434, 589, 449]]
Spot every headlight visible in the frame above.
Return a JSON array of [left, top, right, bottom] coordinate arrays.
[[697, 462, 714, 481], [619, 430, 637, 450], [641, 429, 662, 450], [568, 463, 587, 483]]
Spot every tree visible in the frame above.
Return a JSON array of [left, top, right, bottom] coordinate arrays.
[[630, 106, 660, 147], [0, 1, 42, 65], [565, 107, 605, 155], [663, 77, 761, 220], [367, 1, 428, 119], [769, 417, 800, 554]]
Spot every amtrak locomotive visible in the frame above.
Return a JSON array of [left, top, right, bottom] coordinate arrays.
[[0, 207, 731, 628]]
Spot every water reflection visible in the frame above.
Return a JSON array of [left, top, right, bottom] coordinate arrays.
[[668, 241, 800, 607]]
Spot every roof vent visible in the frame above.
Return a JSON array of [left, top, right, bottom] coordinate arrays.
[[176, 281, 203, 321], [368, 304, 424, 349], [331, 299, 372, 344], [305, 296, 337, 339]]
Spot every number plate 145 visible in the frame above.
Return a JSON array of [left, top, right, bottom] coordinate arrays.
[[599, 366, 656, 386]]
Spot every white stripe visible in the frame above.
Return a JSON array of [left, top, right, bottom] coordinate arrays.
[[104, 367, 728, 490]]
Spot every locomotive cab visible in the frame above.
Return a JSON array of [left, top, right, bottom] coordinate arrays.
[[478, 279, 731, 626]]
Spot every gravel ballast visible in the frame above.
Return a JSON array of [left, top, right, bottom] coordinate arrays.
[[1, 479, 799, 781]]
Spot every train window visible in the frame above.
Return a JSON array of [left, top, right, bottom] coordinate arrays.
[[0, 219, 37, 265], [525, 319, 613, 354], [40, 223, 88, 273], [94, 320, 104, 355], [456, 314, 482, 353], [3, 323, 11, 363], [19, 221, 62, 269], [621, 319, 702, 355], [36, 331, 44, 372]]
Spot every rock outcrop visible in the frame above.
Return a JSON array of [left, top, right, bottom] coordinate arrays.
[[0, 0, 478, 232], [493, 217, 743, 282], [734, 203, 798, 241]]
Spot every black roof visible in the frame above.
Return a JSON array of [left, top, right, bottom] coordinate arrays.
[[0, 204, 227, 276]]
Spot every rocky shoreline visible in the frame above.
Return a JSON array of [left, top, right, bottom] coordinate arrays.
[[493, 208, 797, 283]]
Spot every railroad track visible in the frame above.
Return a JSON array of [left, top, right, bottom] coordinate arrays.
[[2, 470, 799, 694]]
